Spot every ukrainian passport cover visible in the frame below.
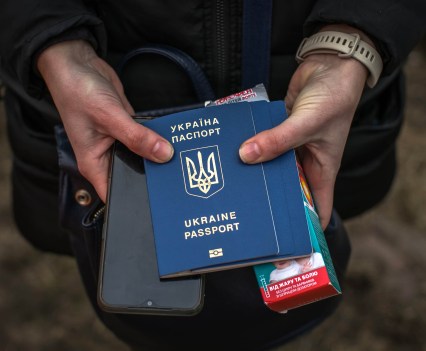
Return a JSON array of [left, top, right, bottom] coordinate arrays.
[[143, 101, 312, 278]]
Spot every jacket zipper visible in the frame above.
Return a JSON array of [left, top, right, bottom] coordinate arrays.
[[91, 204, 106, 223], [215, 0, 229, 97]]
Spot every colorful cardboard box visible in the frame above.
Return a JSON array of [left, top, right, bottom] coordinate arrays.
[[210, 85, 341, 312], [253, 163, 341, 312]]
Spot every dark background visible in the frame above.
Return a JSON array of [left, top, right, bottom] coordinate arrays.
[[1, 39, 425, 351]]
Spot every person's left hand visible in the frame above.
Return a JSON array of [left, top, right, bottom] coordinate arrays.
[[239, 49, 368, 229]]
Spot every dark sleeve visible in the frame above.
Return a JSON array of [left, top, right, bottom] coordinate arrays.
[[304, 0, 426, 76], [0, 0, 107, 97]]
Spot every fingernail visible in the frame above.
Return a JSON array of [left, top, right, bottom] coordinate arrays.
[[239, 142, 261, 163], [152, 140, 174, 162]]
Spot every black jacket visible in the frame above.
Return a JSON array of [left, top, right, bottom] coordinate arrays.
[[0, 1, 425, 350], [1, 0, 425, 220], [0, 0, 425, 96]]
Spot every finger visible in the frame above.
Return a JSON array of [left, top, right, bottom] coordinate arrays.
[[87, 170, 109, 204], [77, 148, 111, 203], [239, 114, 311, 164], [298, 149, 335, 229], [309, 182, 334, 230], [107, 115, 174, 163]]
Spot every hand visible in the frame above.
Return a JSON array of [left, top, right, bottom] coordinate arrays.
[[239, 28, 369, 229], [296, 257, 313, 273], [37, 40, 174, 202]]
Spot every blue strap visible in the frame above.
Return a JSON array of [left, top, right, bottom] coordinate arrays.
[[117, 44, 216, 102], [242, 0, 273, 90]]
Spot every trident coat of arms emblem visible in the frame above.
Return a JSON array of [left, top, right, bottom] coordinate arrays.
[[180, 146, 224, 198]]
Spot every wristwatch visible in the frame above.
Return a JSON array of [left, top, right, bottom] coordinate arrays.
[[296, 31, 383, 88]]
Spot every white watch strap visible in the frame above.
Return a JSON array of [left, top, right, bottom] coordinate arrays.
[[296, 31, 383, 88]]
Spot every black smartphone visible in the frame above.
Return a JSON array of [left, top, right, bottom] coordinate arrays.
[[97, 133, 205, 316]]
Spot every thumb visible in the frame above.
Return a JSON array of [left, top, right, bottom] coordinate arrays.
[[238, 112, 309, 164], [297, 148, 335, 229]]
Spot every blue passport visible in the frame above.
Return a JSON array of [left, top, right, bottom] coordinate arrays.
[[198, 101, 313, 272], [252, 101, 313, 259], [143, 101, 312, 277]]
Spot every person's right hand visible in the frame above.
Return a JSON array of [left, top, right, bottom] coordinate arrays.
[[37, 40, 174, 203]]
